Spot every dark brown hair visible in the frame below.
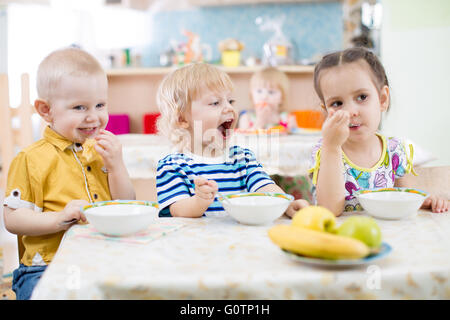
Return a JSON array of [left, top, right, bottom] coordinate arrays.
[[313, 47, 389, 104]]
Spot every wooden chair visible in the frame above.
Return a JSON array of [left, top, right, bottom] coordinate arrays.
[[0, 74, 35, 188], [0, 73, 38, 262], [402, 166, 450, 200]]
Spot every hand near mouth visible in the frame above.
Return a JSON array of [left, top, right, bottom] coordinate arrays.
[[92, 129, 124, 172], [255, 101, 268, 109], [254, 104, 278, 129], [322, 109, 350, 149]]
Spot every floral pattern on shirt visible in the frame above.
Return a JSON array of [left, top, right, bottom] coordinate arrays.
[[309, 134, 413, 212]]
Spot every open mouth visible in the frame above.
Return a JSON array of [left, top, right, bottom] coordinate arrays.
[[78, 127, 98, 136], [218, 119, 234, 139], [349, 123, 361, 130]]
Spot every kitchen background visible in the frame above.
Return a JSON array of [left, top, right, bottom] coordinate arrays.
[[0, 0, 449, 166]]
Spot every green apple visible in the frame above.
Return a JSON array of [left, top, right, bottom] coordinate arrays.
[[337, 216, 382, 248]]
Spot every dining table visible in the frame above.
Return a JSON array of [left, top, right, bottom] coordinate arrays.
[[118, 132, 321, 179], [117, 132, 434, 180], [31, 209, 450, 300]]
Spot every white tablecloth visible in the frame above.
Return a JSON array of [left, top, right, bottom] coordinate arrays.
[[32, 210, 450, 299], [119, 133, 321, 179]]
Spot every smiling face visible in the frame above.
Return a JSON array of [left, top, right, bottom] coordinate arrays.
[[46, 73, 109, 144], [319, 59, 389, 144], [183, 87, 237, 156]]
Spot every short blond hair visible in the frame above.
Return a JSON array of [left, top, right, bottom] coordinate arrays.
[[156, 63, 234, 150], [250, 67, 290, 110], [36, 47, 106, 101]]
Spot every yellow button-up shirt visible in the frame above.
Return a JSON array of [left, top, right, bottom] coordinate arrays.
[[4, 126, 111, 266]]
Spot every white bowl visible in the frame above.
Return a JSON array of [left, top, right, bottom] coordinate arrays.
[[82, 200, 159, 236], [219, 192, 294, 225], [355, 188, 428, 220]]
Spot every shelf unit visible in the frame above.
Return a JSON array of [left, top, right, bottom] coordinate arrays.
[[106, 65, 315, 76], [106, 65, 320, 134]]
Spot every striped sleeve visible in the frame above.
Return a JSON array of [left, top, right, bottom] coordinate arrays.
[[241, 148, 274, 192], [156, 157, 192, 215]]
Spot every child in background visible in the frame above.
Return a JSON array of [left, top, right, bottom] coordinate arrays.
[[156, 63, 309, 218], [309, 47, 448, 215], [238, 67, 296, 131], [3, 47, 135, 299]]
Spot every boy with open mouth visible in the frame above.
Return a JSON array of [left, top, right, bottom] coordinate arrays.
[[155, 63, 309, 218]]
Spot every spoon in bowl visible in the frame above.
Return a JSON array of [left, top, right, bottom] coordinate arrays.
[[217, 191, 232, 204]]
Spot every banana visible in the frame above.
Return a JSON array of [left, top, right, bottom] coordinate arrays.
[[268, 224, 370, 260]]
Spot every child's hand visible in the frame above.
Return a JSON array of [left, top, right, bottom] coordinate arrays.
[[285, 199, 310, 218], [287, 113, 298, 131], [322, 109, 350, 149], [60, 200, 89, 230], [254, 103, 277, 129], [94, 129, 123, 171], [194, 177, 218, 205], [421, 195, 449, 213]]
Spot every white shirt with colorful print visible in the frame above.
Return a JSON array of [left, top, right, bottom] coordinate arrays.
[[308, 133, 416, 212]]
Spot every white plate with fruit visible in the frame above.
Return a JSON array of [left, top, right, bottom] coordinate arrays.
[[281, 242, 392, 266], [268, 206, 392, 267]]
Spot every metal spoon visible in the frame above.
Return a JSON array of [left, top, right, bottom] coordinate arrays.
[[60, 218, 78, 226], [217, 191, 232, 204], [195, 174, 232, 205]]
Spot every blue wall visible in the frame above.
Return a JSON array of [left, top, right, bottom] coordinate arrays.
[[142, 2, 343, 67]]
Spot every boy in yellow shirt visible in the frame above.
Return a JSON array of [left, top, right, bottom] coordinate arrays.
[[3, 47, 135, 299]]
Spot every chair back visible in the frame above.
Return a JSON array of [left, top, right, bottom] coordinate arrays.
[[0, 73, 37, 262], [409, 166, 450, 200], [0, 73, 35, 189]]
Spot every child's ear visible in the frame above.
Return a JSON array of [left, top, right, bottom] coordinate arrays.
[[178, 115, 190, 129], [379, 85, 390, 112], [34, 99, 52, 122]]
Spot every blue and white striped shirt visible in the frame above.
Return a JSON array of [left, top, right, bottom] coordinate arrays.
[[156, 145, 275, 217]]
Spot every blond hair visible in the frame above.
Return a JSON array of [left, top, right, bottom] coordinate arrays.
[[250, 67, 290, 110], [36, 47, 106, 102], [156, 63, 234, 150]]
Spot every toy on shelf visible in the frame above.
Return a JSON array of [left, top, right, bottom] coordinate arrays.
[[291, 110, 324, 129], [143, 113, 161, 134], [105, 114, 130, 135], [219, 38, 245, 67], [172, 30, 212, 66], [256, 14, 294, 66]]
